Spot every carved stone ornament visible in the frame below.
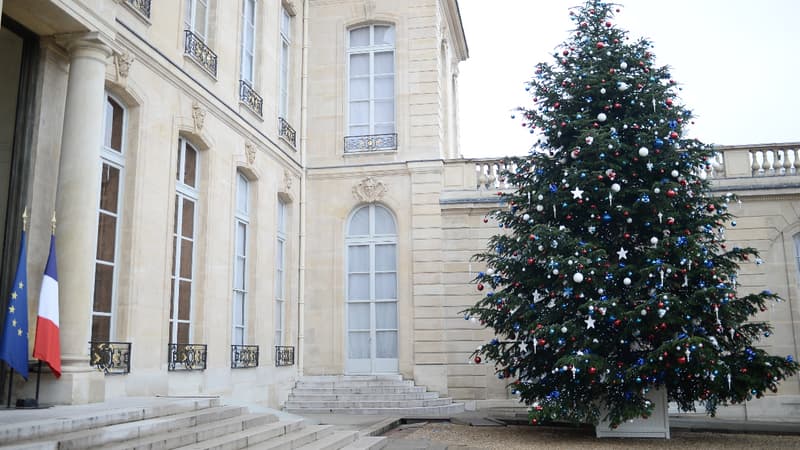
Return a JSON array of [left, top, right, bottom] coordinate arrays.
[[245, 141, 256, 165], [283, 169, 293, 192], [363, 0, 376, 18], [192, 101, 206, 131], [352, 176, 387, 203], [115, 50, 134, 81]]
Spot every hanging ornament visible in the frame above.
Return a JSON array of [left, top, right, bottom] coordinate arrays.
[[585, 316, 596, 329], [639, 147, 649, 157], [570, 186, 585, 199], [620, 61, 628, 70], [573, 272, 584, 283], [597, 113, 607, 122], [617, 247, 628, 260], [623, 277, 632, 286]]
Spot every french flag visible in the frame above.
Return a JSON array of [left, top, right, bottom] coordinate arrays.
[[33, 234, 61, 378]]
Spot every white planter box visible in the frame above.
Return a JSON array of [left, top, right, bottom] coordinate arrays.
[[596, 388, 670, 439]]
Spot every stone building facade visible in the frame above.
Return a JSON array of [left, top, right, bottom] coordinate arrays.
[[0, 0, 797, 419]]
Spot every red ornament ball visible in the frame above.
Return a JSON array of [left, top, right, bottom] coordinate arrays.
[[477, 283, 484, 291], [474, 356, 482, 364], [596, 42, 605, 49], [667, 189, 677, 198]]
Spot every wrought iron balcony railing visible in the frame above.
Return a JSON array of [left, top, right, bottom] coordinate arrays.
[[239, 80, 263, 117], [124, 0, 151, 18], [275, 346, 295, 367], [168, 343, 207, 371], [344, 133, 397, 153], [89, 341, 132, 374], [278, 117, 297, 149], [231, 344, 259, 369], [184, 30, 217, 77]]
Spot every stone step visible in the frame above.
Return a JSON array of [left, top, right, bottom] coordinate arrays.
[[101, 412, 277, 450], [51, 405, 248, 449], [299, 375, 403, 383], [289, 392, 439, 402], [171, 418, 305, 450], [294, 430, 359, 450], [286, 397, 454, 409], [0, 397, 221, 446], [340, 436, 387, 450], [248, 424, 335, 449], [295, 380, 414, 388], [286, 403, 465, 418], [291, 386, 426, 395]]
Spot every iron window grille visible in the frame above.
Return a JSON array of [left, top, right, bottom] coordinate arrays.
[[89, 341, 132, 375], [168, 343, 208, 371]]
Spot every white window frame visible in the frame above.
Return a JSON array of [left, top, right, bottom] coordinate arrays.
[[346, 24, 395, 137], [185, 0, 210, 41], [170, 138, 200, 344], [240, 0, 257, 84], [92, 93, 127, 342], [279, 6, 291, 119], [275, 199, 287, 346], [233, 172, 249, 346], [795, 233, 800, 283]]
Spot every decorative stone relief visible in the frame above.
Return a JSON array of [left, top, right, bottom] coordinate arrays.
[[245, 141, 256, 166], [352, 176, 387, 203], [363, 0, 376, 18], [283, 169, 293, 192], [192, 101, 206, 131], [114, 51, 134, 82]]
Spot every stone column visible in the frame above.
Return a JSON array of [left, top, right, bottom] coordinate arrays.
[[54, 32, 112, 404]]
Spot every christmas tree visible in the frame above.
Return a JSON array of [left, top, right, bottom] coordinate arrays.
[[463, 1, 798, 428]]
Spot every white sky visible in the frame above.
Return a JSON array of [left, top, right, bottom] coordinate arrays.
[[456, 0, 800, 158]]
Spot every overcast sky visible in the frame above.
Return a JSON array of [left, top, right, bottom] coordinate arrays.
[[456, 0, 800, 158]]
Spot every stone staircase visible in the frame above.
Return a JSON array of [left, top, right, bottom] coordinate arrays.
[[0, 397, 385, 449], [286, 375, 464, 418]]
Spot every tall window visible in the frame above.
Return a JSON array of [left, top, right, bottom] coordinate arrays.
[[347, 24, 395, 136], [279, 7, 292, 119], [184, 0, 210, 41], [232, 173, 249, 346], [92, 95, 126, 342], [240, 0, 256, 84], [274, 199, 287, 345], [170, 139, 199, 344], [795, 233, 800, 282]]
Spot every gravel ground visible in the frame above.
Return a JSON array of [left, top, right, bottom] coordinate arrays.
[[390, 422, 800, 449]]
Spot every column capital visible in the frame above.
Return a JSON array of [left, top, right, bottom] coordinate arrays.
[[55, 31, 114, 62]]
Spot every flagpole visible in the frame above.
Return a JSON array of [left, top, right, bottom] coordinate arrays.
[[31, 213, 56, 409], [5, 368, 12, 408]]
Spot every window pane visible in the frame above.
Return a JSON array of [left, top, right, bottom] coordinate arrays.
[[178, 322, 190, 343], [242, 54, 253, 83], [234, 327, 244, 346], [349, 53, 369, 76], [274, 299, 284, 332], [234, 256, 245, 289], [236, 221, 247, 255], [374, 52, 394, 74], [349, 207, 369, 235], [91, 315, 110, 342], [374, 206, 396, 234], [348, 302, 370, 329], [375, 273, 396, 299], [376, 331, 397, 358], [349, 78, 369, 101], [349, 101, 369, 125], [178, 280, 192, 321], [195, 1, 208, 39], [104, 97, 124, 152], [171, 236, 177, 274], [182, 198, 195, 238], [183, 145, 197, 187], [180, 238, 194, 279], [374, 26, 394, 46], [349, 27, 369, 48], [348, 274, 370, 300], [375, 302, 397, 329], [236, 175, 248, 215], [277, 201, 286, 233], [96, 212, 117, 263], [348, 245, 369, 272], [281, 8, 291, 37], [275, 267, 283, 298], [374, 123, 394, 134], [375, 244, 396, 271], [348, 332, 369, 358], [349, 125, 369, 136], [99, 164, 120, 213], [170, 278, 175, 317], [374, 100, 394, 123], [93, 263, 114, 313], [374, 76, 394, 99], [234, 291, 245, 325]]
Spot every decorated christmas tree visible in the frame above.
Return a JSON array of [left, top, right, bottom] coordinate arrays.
[[463, 0, 798, 428]]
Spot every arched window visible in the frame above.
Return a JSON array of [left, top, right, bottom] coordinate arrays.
[[345, 204, 398, 373], [169, 138, 200, 344], [91, 94, 127, 343], [347, 24, 395, 138]]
